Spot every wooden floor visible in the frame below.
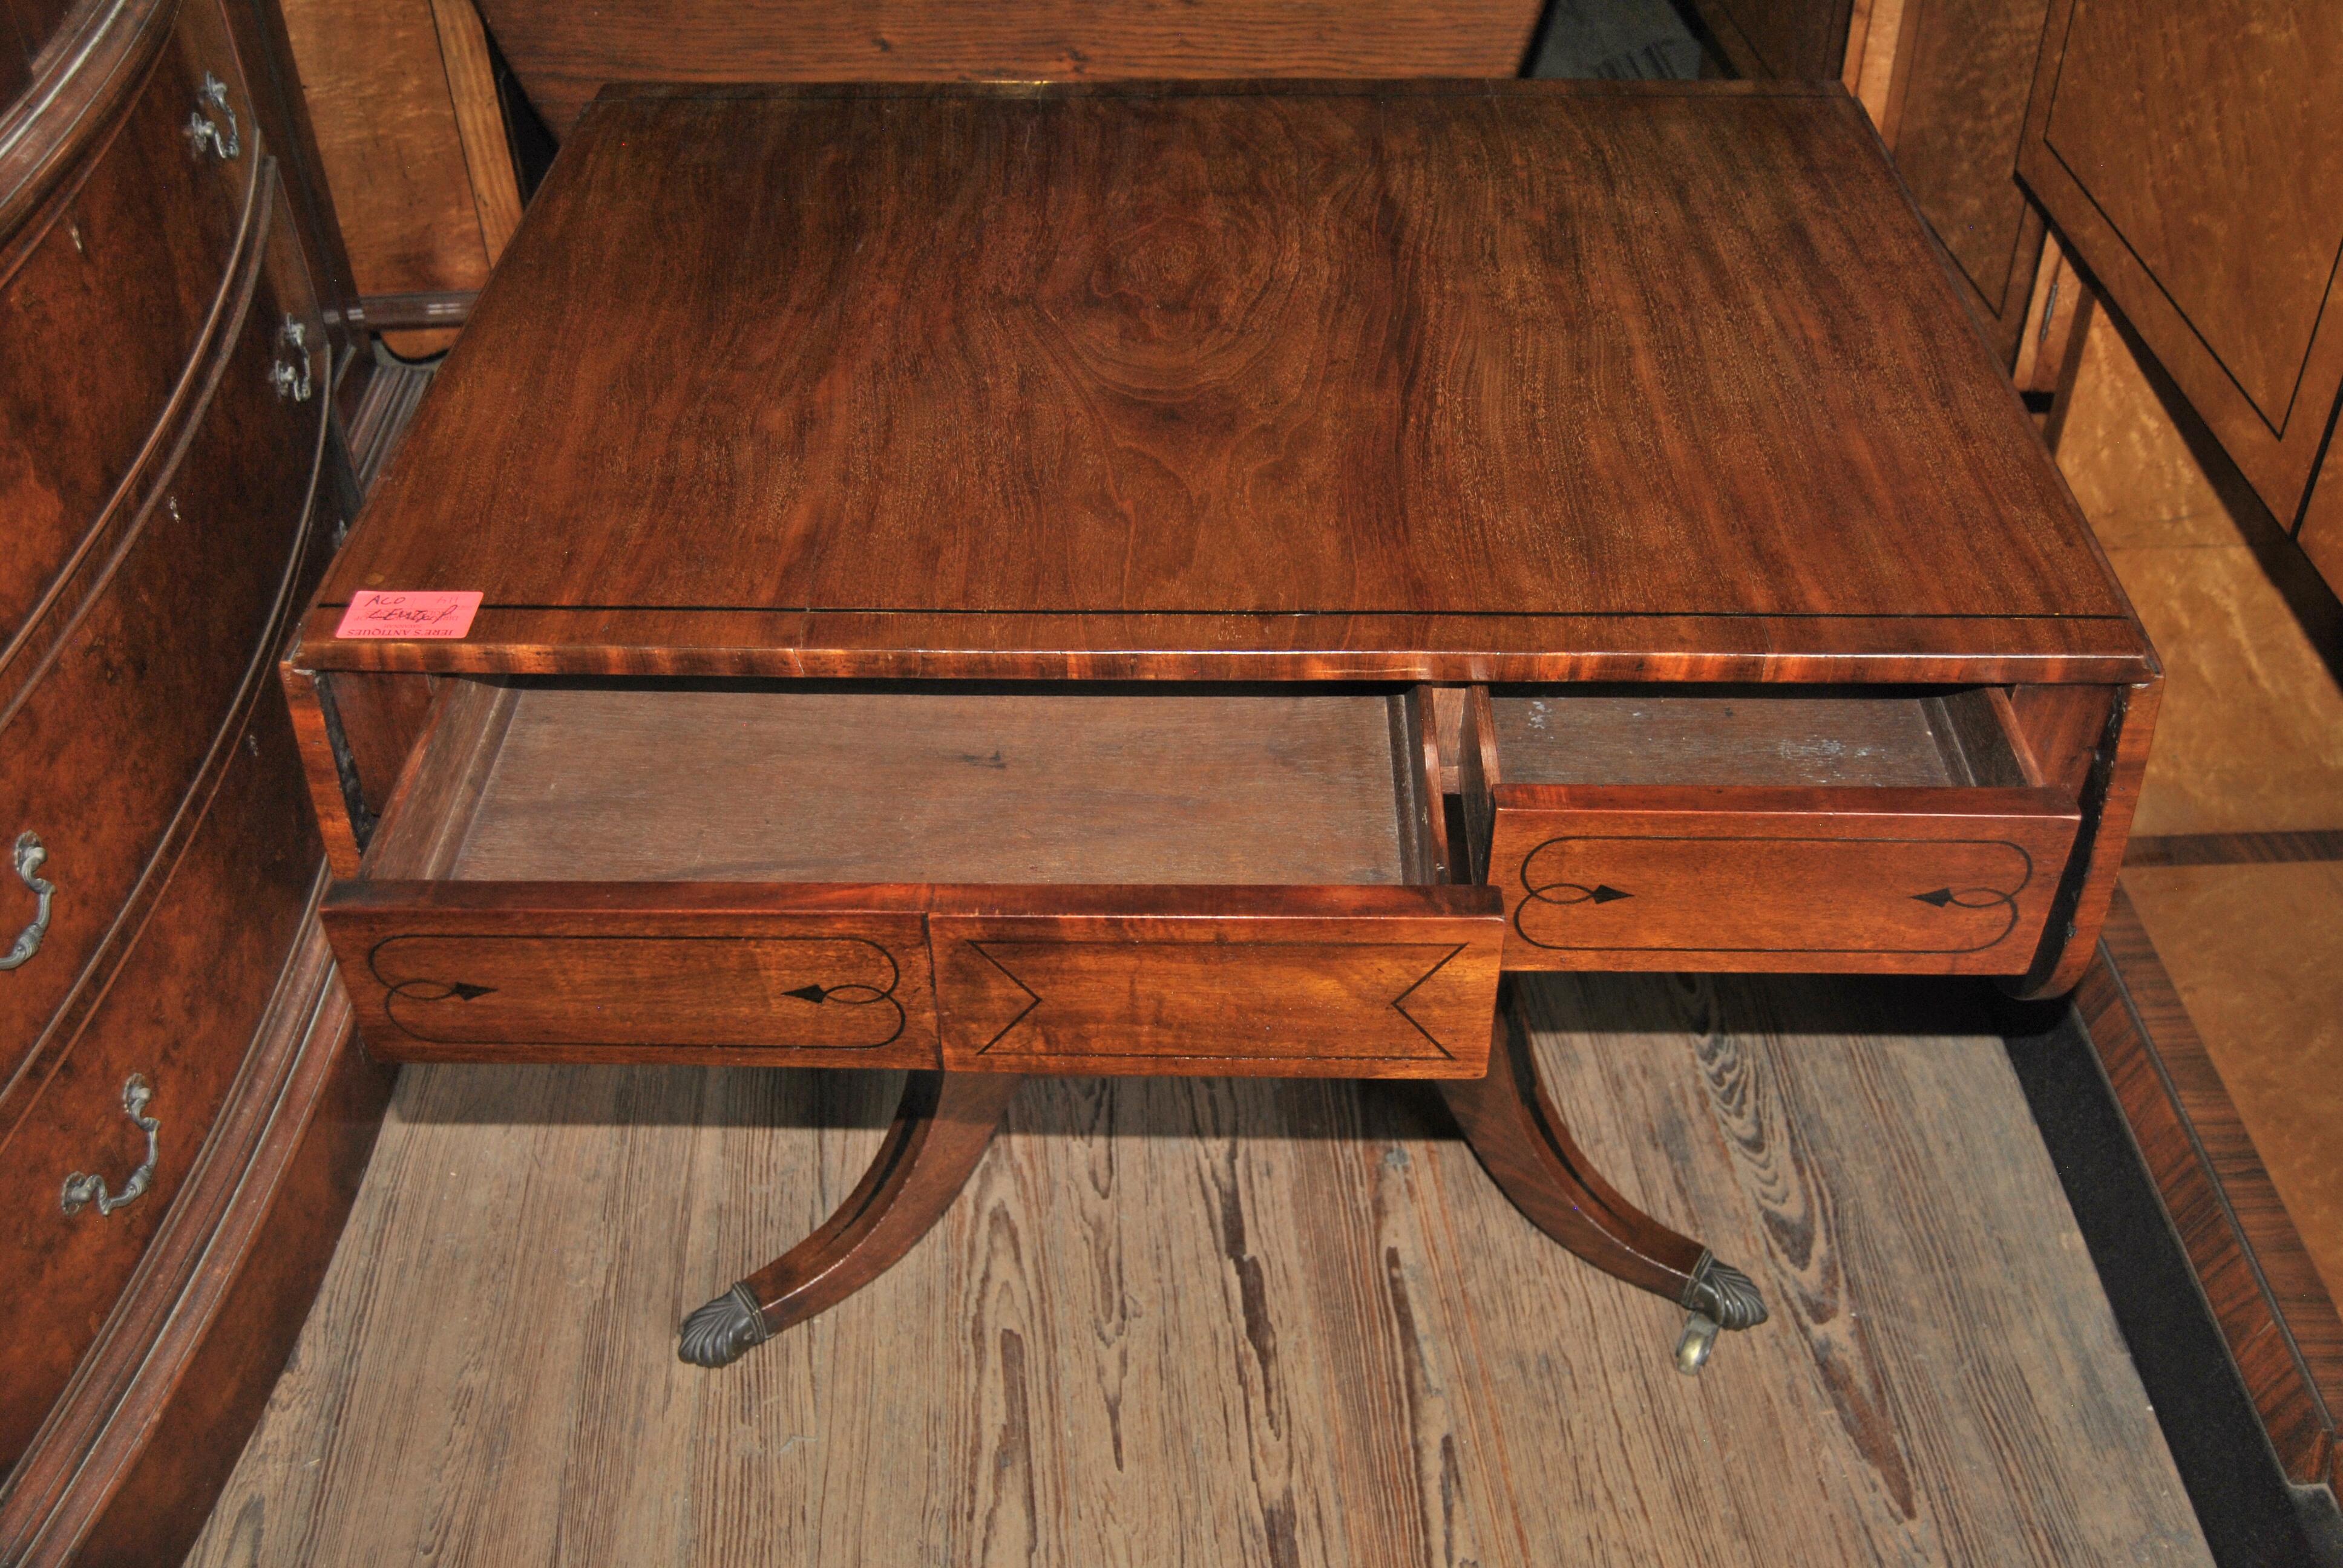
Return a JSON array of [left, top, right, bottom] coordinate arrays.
[[186, 975, 2210, 1566]]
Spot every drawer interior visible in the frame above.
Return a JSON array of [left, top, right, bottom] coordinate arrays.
[[413, 685, 1446, 888], [1483, 686, 2038, 791]]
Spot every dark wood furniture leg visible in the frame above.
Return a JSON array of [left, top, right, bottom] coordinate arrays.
[[678, 1070, 1021, 1367], [1439, 992, 1769, 1374]]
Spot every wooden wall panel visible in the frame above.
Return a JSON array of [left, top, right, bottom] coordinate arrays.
[[2079, 893, 2342, 1489], [473, 0, 1547, 139], [2019, 0, 2343, 524]]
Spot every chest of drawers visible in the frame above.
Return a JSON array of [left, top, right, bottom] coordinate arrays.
[[0, 0, 363, 1552]]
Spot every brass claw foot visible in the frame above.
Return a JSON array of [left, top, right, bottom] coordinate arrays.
[[678, 1281, 770, 1368], [1674, 1253, 1768, 1375]]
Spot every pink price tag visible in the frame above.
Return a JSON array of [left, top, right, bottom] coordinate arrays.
[[334, 590, 483, 640]]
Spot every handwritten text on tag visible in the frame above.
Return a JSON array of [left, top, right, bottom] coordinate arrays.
[[334, 590, 483, 640]]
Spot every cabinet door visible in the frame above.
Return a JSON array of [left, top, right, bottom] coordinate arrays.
[[2018, 0, 2343, 526], [1884, 0, 2057, 362]]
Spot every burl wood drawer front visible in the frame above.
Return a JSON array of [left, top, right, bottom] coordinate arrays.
[[1483, 790, 2079, 972], [0, 230, 320, 1087], [930, 887, 1504, 1078], [323, 887, 939, 1068], [1461, 687, 2083, 974], [0, 694, 320, 1472], [0, 0, 259, 649]]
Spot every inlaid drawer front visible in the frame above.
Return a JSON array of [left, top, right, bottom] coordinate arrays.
[[317, 685, 1499, 1076], [0, 0, 259, 649], [931, 887, 1503, 1078], [323, 889, 939, 1068], [1486, 793, 2079, 972], [1460, 687, 2085, 975]]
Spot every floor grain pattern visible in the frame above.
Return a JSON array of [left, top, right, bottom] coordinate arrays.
[[186, 976, 2209, 1566]]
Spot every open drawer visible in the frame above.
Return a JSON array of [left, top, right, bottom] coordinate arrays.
[[1456, 687, 2083, 974], [322, 682, 1504, 1077]]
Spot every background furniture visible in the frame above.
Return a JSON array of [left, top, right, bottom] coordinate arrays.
[[272, 0, 522, 356], [473, 0, 1548, 139], [2018, 0, 2343, 584], [0, 1, 401, 1560], [1686, 0, 2060, 362]]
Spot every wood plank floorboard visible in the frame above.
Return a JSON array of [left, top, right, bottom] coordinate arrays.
[[185, 975, 2210, 1566]]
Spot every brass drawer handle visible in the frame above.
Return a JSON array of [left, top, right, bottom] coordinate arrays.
[[61, 1076, 162, 1217], [1, 831, 52, 970], [270, 316, 313, 402], [184, 72, 240, 162]]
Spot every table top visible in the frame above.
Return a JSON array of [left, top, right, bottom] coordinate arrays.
[[299, 80, 2151, 684]]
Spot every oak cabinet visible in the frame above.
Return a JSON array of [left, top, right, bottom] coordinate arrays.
[[2017, 0, 2343, 543]]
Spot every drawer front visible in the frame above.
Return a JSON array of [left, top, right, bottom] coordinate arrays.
[[323, 883, 1506, 1078], [0, 233, 320, 1086], [1485, 787, 2082, 973], [0, 689, 321, 1472], [0, 0, 260, 648], [322, 886, 940, 1068], [931, 886, 1504, 1078]]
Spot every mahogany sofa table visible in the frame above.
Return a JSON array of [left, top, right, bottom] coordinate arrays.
[[280, 79, 2157, 1377]]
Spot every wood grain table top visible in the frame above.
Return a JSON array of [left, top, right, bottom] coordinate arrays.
[[300, 80, 2151, 684]]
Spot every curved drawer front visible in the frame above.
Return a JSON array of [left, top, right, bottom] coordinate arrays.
[[0, 238, 319, 1087], [0, 0, 259, 649], [0, 689, 321, 1472]]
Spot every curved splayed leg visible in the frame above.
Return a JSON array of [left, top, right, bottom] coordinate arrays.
[[1438, 990, 1767, 1374], [679, 1070, 1021, 1368]]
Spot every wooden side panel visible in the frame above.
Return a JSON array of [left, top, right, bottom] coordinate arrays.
[[321, 883, 940, 1068], [477, 0, 1547, 138], [2296, 434, 2343, 599], [2082, 893, 2342, 1490], [2011, 230, 2091, 396], [326, 671, 439, 823], [1486, 785, 2080, 973], [931, 885, 1503, 1078], [2018, 0, 2343, 523], [2009, 678, 2157, 995], [277, 665, 364, 880]]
